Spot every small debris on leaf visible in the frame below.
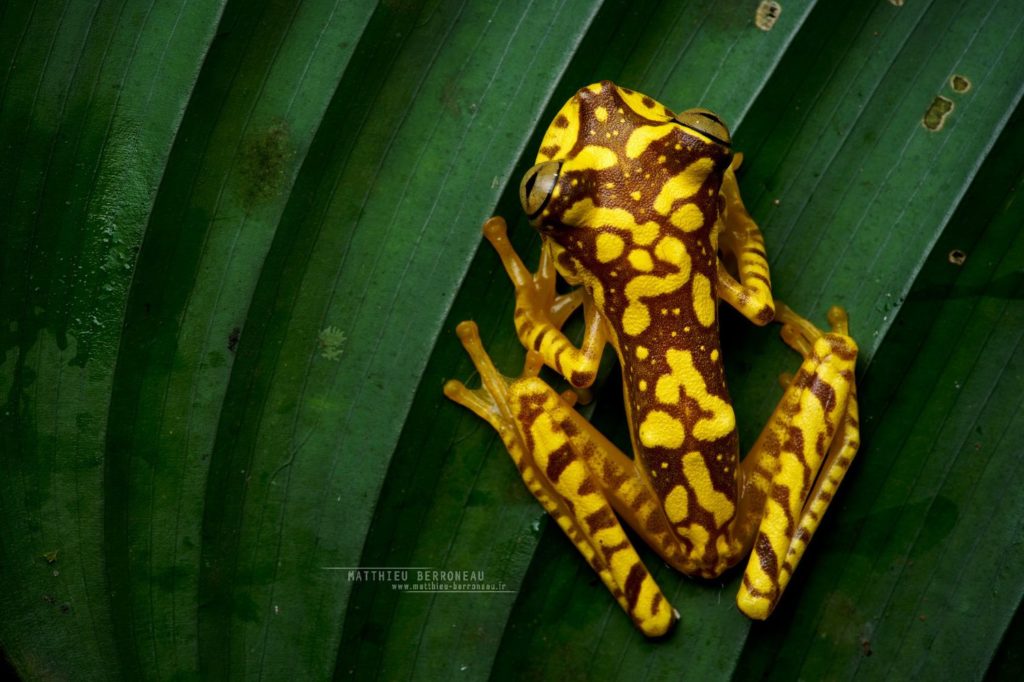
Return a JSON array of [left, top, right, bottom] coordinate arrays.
[[950, 74, 971, 93], [922, 95, 954, 131], [756, 1, 781, 31]]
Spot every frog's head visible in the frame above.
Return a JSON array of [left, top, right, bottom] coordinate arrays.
[[519, 82, 732, 279]]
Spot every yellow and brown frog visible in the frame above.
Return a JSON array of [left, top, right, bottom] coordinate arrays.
[[445, 82, 859, 636]]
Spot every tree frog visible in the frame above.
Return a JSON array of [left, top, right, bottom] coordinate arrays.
[[444, 82, 859, 637]]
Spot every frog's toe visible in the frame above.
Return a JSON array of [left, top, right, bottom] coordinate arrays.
[[780, 323, 815, 358], [442, 379, 466, 398], [827, 305, 850, 334], [523, 349, 544, 378]]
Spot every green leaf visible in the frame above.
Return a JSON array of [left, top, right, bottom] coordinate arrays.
[[735, 84, 1024, 682], [1, 2, 226, 678], [2, 0, 1022, 680]]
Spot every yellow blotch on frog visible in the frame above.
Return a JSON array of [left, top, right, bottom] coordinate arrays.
[[628, 249, 654, 272], [683, 451, 734, 527], [664, 485, 690, 524], [563, 199, 661, 239], [656, 349, 735, 440], [692, 273, 715, 326], [654, 158, 714, 214], [654, 235, 687, 266], [617, 86, 669, 120], [573, 144, 619, 170], [626, 123, 676, 159], [621, 249, 692, 336], [670, 203, 704, 232], [655, 374, 680, 405], [683, 522, 710, 560], [635, 345, 649, 360], [596, 232, 625, 263], [633, 222, 660, 246], [639, 410, 686, 449], [536, 107, 580, 163]]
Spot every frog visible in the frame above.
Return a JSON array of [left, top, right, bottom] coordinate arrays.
[[444, 82, 859, 637]]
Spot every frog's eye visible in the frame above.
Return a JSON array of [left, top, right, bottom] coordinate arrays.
[[519, 161, 562, 220], [674, 108, 731, 147]]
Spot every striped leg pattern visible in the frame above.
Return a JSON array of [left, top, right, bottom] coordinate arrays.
[[444, 321, 679, 636], [735, 304, 860, 618]]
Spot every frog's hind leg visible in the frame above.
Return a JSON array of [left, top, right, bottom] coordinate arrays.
[[734, 304, 860, 619], [444, 321, 677, 637], [775, 307, 861, 581]]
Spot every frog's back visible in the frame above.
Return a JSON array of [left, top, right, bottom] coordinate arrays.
[[528, 82, 741, 526]]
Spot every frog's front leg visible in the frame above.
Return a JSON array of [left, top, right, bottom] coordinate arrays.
[[444, 321, 678, 636], [715, 153, 776, 325], [733, 305, 860, 619], [482, 217, 607, 387]]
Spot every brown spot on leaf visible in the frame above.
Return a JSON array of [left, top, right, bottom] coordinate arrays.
[[950, 74, 971, 93], [755, 1, 782, 31], [922, 96, 954, 131]]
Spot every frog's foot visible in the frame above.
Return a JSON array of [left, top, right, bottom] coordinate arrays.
[[776, 303, 851, 355], [445, 321, 678, 637], [735, 304, 860, 619], [443, 321, 543, 433]]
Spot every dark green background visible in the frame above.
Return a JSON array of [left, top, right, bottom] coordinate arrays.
[[1, 0, 1022, 679]]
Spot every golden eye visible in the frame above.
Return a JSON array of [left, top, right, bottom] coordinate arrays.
[[673, 108, 731, 147], [519, 161, 562, 220]]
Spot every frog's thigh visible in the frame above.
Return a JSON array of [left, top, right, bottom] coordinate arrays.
[[505, 377, 679, 636], [445, 320, 675, 636], [734, 307, 859, 619]]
